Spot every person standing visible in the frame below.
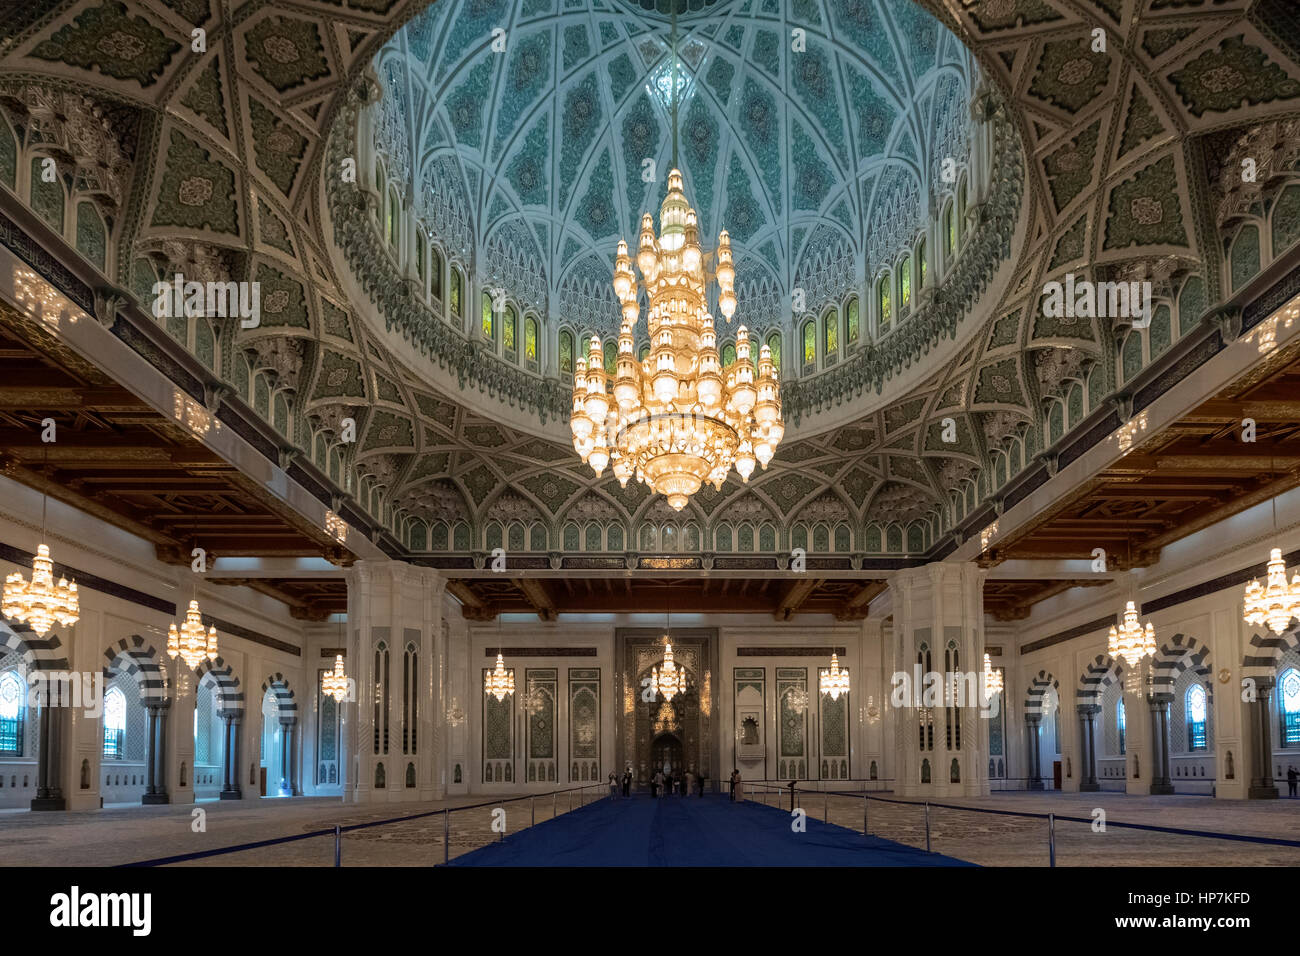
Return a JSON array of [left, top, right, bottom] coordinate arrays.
[[729, 768, 739, 802], [608, 771, 618, 800], [684, 769, 694, 796], [1288, 766, 1298, 797], [698, 772, 707, 797], [622, 767, 632, 798]]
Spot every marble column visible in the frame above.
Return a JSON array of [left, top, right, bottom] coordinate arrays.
[[1248, 680, 1279, 799], [1149, 695, 1174, 795], [219, 711, 243, 800], [278, 718, 295, 797], [1025, 716, 1043, 790], [143, 703, 170, 804], [1078, 706, 1100, 792], [31, 687, 65, 810]]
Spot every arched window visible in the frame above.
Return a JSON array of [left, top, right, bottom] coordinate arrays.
[[0, 670, 24, 754], [603, 339, 617, 372], [721, 341, 736, 366], [957, 179, 968, 244], [1281, 667, 1300, 747], [877, 274, 891, 331], [559, 329, 574, 376], [481, 291, 495, 341], [917, 238, 927, 288], [525, 315, 538, 365], [387, 189, 400, 248], [449, 268, 462, 317], [415, 230, 425, 283], [766, 331, 781, 372], [1116, 697, 1126, 756], [1186, 683, 1207, 751], [899, 256, 912, 311], [802, 320, 815, 368], [104, 686, 126, 758], [503, 304, 517, 356], [823, 308, 838, 359], [638, 342, 650, 362], [429, 246, 443, 301], [846, 297, 859, 347], [944, 201, 955, 257]]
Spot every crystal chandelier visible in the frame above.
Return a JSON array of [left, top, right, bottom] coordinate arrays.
[[322, 654, 349, 703], [983, 652, 1003, 698], [1108, 600, 1156, 666], [484, 652, 516, 702], [819, 652, 850, 700], [651, 642, 684, 702], [522, 684, 546, 716], [445, 697, 466, 726], [1243, 547, 1300, 635], [568, 9, 782, 511], [784, 686, 809, 715], [3, 543, 79, 637], [167, 599, 218, 669]]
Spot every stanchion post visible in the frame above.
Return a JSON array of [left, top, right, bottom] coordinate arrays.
[[1048, 812, 1056, 868], [553, 790, 557, 818], [862, 792, 868, 836], [531, 795, 535, 828], [824, 790, 829, 823], [925, 802, 932, 853], [443, 808, 449, 865], [334, 824, 341, 867]]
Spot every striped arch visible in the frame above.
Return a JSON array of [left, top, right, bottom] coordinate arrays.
[[195, 657, 244, 715], [102, 635, 168, 704], [1243, 623, 1300, 682], [1076, 654, 1123, 709], [0, 618, 69, 671], [1151, 633, 1212, 696], [261, 673, 297, 722], [1023, 670, 1059, 717]]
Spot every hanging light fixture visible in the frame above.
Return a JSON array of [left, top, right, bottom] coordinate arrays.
[[1242, 456, 1300, 635], [167, 599, 218, 670], [1243, 547, 1300, 636], [445, 697, 466, 727], [568, 4, 783, 510], [784, 686, 809, 715], [485, 652, 515, 702], [1108, 600, 1156, 666], [3, 448, 79, 637], [819, 652, 850, 700], [652, 642, 684, 702], [983, 652, 1003, 698], [322, 654, 349, 703]]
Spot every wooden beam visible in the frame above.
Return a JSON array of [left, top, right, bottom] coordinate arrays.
[[773, 578, 820, 622], [834, 580, 887, 621], [515, 578, 556, 621]]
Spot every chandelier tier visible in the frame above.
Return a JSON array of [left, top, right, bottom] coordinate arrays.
[[983, 652, 1003, 698], [1243, 547, 1300, 636], [166, 599, 218, 670], [2, 543, 79, 637], [484, 652, 516, 702], [819, 652, 850, 700], [568, 170, 784, 510], [322, 654, 349, 703], [1108, 600, 1156, 666], [650, 641, 684, 702]]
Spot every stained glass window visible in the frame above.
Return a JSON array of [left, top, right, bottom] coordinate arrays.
[[450, 268, 462, 316], [525, 316, 538, 361], [944, 202, 955, 256], [0, 670, 22, 754], [559, 330, 574, 375], [878, 274, 891, 328], [1282, 668, 1300, 746], [846, 298, 859, 345], [481, 292, 494, 340], [387, 191, 399, 247], [1186, 683, 1207, 751], [415, 231, 425, 281], [824, 310, 838, 355], [1117, 697, 1126, 755], [104, 686, 126, 758], [504, 304, 517, 353], [722, 342, 736, 366], [802, 321, 816, 366], [430, 247, 442, 300], [900, 256, 911, 308], [918, 239, 927, 288], [767, 331, 781, 371]]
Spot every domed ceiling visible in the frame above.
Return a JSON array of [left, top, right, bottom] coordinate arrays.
[[368, 0, 975, 334]]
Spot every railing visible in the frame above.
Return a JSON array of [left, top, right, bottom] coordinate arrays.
[[741, 782, 1300, 866], [120, 782, 611, 867]]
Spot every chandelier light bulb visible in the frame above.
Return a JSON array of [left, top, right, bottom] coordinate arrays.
[[1243, 547, 1300, 636], [1108, 600, 1156, 666], [322, 654, 349, 703], [820, 652, 850, 700], [2, 543, 79, 637], [653, 642, 684, 701], [167, 599, 218, 670], [484, 652, 515, 702], [570, 170, 783, 511]]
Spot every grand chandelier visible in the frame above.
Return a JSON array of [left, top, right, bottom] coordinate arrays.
[[484, 652, 516, 702], [983, 652, 1003, 698], [1108, 600, 1156, 666], [167, 599, 218, 669], [322, 654, 349, 703], [1244, 547, 1300, 635], [3, 543, 79, 637], [570, 171, 783, 509], [819, 652, 850, 700], [651, 642, 684, 701]]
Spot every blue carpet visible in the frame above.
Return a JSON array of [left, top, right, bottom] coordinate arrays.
[[449, 794, 975, 867]]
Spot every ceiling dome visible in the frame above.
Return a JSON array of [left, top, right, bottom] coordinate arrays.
[[366, 0, 979, 338]]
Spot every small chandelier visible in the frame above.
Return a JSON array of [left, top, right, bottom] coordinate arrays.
[[1243, 547, 1300, 636], [983, 652, 1003, 698], [784, 686, 809, 715], [651, 642, 684, 702], [484, 652, 515, 702], [1108, 600, 1156, 666], [3, 543, 79, 637], [445, 697, 466, 726], [522, 684, 547, 716], [322, 654, 349, 703], [819, 652, 850, 700], [167, 599, 218, 669]]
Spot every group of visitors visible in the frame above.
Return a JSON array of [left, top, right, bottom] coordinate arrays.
[[608, 768, 634, 798], [651, 768, 705, 796]]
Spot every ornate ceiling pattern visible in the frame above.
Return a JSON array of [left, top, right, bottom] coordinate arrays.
[[1, 0, 1299, 564]]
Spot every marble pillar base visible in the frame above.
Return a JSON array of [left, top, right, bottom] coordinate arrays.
[[1148, 782, 1175, 796], [219, 789, 242, 800], [30, 796, 66, 811], [1078, 782, 1100, 792], [1248, 784, 1279, 799], [141, 793, 170, 805]]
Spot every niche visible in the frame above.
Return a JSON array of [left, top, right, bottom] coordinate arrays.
[[869, 760, 878, 781], [1225, 751, 1234, 779], [454, 763, 462, 784], [375, 762, 386, 788], [405, 762, 415, 788], [950, 758, 960, 783], [80, 760, 90, 789], [179, 762, 188, 787], [921, 759, 931, 784]]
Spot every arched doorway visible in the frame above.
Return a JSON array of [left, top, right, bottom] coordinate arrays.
[[652, 733, 683, 775]]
